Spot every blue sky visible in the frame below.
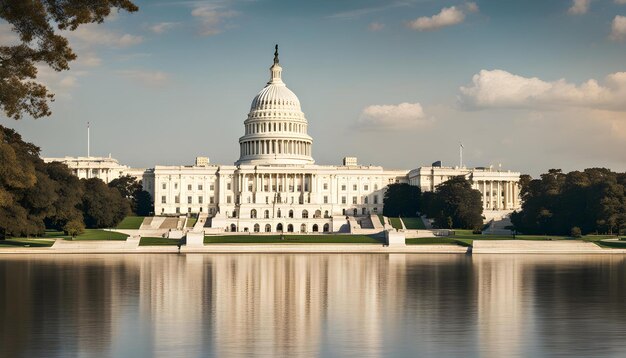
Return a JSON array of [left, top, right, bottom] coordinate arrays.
[[3, 0, 626, 176]]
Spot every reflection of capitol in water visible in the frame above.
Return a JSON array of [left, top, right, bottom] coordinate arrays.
[[139, 254, 407, 357], [2, 254, 626, 357]]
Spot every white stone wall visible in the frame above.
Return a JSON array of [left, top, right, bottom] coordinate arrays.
[[152, 163, 408, 233], [408, 166, 521, 211]]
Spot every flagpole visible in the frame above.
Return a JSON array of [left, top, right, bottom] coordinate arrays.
[[87, 122, 90, 158], [459, 142, 463, 168]]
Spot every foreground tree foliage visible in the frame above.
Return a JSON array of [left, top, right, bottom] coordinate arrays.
[[511, 168, 626, 235], [383, 183, 421, 217], [0, 0, 138, 119], [422, 176, 484, 230], [0, 125, 130, 238]]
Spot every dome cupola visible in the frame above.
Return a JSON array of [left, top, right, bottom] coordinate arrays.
[[236, 45, 314, 166]]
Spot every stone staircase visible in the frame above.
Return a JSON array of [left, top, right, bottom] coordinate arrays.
[[483, 216, 513, 235]]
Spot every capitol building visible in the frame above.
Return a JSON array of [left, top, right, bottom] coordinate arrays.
[[45, 47, 521, 234]]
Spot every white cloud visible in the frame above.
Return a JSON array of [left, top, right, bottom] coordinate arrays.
[[35, 65, 81, 100], [368, 22, 384, 31], [610, 15, 626, 41], [191, 6, 237, 36], [568, 0, 590, 15], [466, 2, 479, 13], [408, 6, 466, 31], [149, 22, 178, 34], [117, 70, 170, 86], [357, 102, 428, 130], [77, 52, 102, 67], [0, 22, 19, 44], [67, 25, 143, 47], [458, 69, 626, 111]]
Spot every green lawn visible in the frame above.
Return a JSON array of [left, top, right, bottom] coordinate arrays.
[[0, 238, 55, 248], [596, 240, 626, 249], [68, 229, 129, 241], [186, 217, 197, 227], [406, 237, 472, 247], [377, 215, 385, 226], [115, 216, 145, 230], [388, 217, 403, 230], [139, 237, 180, 246], [204, 234, 382, 244], [401, 217, 426, 230]]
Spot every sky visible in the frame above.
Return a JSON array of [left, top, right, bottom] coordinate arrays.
[[2, 0, 626, 177]]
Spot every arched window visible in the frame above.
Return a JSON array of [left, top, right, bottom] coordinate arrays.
[[289, 210, 294, 218], [323, 223, 330, 232], [230, 224, 237, 232], [302, 210, 309, 219], [254, 224, 260, 232], [314, 210, 321, 218], [300, 223, 306, 233], [287, 224, 294, 232], [353, 208, 357, 216], [312, 224, 319, 232], [264, 210, 270, 219], [251, 209, 257, 218], [277, 209, 282, 218], [277, 223, 283, 232], [265, 224, 272, 232], [324, 210, 329, 218]]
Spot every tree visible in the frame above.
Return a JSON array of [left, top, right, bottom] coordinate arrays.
[[511, 168, 626, 235], [81, 178, 130, 228], [0, 0, 138, 119], [383, 183, 421, 217], [108, 174, 141, 212], [422, 176, 483, 230], [135, 190, 153, 216], [63, 219, 84, 238]]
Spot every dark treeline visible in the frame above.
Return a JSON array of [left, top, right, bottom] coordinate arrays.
[[0, 125, 152, 238], [384, 177, 484, 230], [511, 168, 626, 236]]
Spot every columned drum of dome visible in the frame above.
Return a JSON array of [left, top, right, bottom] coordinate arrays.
[[236, 45, 314, 166]]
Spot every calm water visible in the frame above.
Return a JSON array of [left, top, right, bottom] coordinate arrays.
[[1, 254, 625, 358]]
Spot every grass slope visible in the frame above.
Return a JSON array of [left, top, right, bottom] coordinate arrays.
[[115, 216, 145, 230], [70, 229, 129, 241], [139, 237, 180, 246], [388, 218, 403, 230], [204, 235, 382, 244], [0, 238, 55, 247], [402, 217, 426, 230], [186, 217, 197, 227]]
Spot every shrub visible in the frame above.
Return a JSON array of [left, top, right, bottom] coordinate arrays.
[[64, 220, 85, 238], [570, 226, 582, 238]]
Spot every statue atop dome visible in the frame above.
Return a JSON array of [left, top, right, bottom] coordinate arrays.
[[274, 44, 279, 65]]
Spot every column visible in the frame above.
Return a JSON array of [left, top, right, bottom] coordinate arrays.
[[489, 181, 493, 210]]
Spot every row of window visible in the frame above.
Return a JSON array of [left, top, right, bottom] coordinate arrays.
[[228, 223, 330, 233], [250, 209, 329, 219], [160, 182, 384, 193], [161, 194, 379, 205], [245, 121, 306, 134], [162, 195, 215, 204], [162, 183, 216, 191]]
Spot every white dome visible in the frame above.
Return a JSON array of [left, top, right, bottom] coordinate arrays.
[[236, 45, 314, 166], [250, 82, 301, 111]]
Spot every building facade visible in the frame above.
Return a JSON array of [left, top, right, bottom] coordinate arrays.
[[44, 47, 522, 232]]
